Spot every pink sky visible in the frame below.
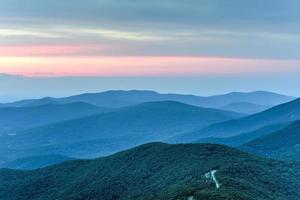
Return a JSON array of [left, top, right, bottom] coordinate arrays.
[[1, 43, 300, 77], [1, 55, 300, 77]]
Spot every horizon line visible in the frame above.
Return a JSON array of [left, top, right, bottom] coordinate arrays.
[[0, 89, 295, 104]]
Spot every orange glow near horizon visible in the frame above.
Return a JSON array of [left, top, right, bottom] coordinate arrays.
[[1, 56, 300, 77]]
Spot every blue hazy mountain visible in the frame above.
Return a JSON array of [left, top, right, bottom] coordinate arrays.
[[174, 98, 300, 142], [206, 91, 294, 107], [1, 90, 294, 109], [1, 97, 59, 107], [0, 101, 242, 162], [1, 155, 74, 170], [193, 123, 288, 147], [0, 143, 299, 200], [219, 102, 271, 114], [241, 120, 300, 161], [0, 135, 146, 162], [0, 102, 113, 135]]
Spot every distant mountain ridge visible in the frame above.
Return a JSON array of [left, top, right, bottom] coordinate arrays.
[[0, 101, 242, 163], [4, 97, 59, 107], [193, 123, 289, 147], [0, 143, 299, 200], [0, 102, 113, 135], [0, 90, 294, 109], [1, 155, 74, 170], [241, 119, 300, 161], [174, 97, 300, 142], [219, 102, 271, 114]]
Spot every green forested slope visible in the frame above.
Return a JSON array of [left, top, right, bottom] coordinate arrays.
[[1, 143, 299, 200]]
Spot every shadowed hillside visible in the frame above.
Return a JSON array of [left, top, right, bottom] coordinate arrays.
[[241, 120, 300, 161], [173, 98, 300, 142], [193, 123, 289, 147]]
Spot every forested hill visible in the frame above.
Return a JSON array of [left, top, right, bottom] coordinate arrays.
[[1, 143, 299, 200]]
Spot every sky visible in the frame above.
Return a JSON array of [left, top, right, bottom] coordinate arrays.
[[0, 0, 300, 101]]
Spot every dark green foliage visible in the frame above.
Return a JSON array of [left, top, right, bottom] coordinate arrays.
[[241, 120, 300, 161], [0, 143, 299, 200], [1, 155, 74, 170]]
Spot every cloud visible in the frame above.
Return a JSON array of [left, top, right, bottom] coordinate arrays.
[[1, 25, 300, 58], [0, 0, 300, 59]]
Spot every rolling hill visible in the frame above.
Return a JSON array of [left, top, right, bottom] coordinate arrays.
[[207, 91, 293, 107], [219, 102, 271, 114], [0, 102, 113, 135], [193, 123, 288, 147], [0, 135, 147, 162], [0, 101, 242, 162], [174, 98, 300, 142], [0, 143, 299, 200], [1, 97, 59, 107], [1, 90, 294, 108], [0, 155, 74, 170], [241, 120, 300, 161]]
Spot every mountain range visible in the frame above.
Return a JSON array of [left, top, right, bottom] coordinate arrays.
[[241, 119, 300, 161], [172, 97, 300, 142], [0, 102, 112, 135], [0, 89, 300, 199], [193, 123, 289, 147], [0, 101, 242, 163], [1, 92, 299, 165], [219, 102, 271, 114], [0, 90, 294, 113]]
